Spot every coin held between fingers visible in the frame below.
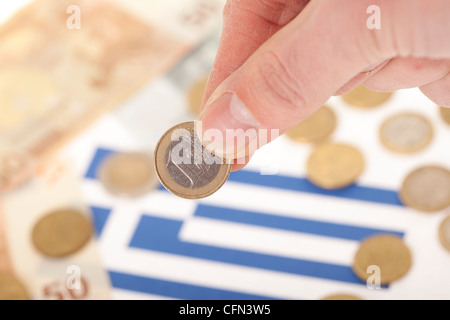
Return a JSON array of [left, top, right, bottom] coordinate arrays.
[[154, 121, 231, 199]]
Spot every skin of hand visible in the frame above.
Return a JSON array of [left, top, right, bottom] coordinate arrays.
[[198, 0, 450, 171]]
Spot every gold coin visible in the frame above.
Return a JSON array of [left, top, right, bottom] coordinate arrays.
[[399, 166, 450, 212], [438, 215, 450, 252], [0, 273, 29, 300], [353, 234, 412, 285], [99, 152, 158, 197], [187, 76, 208, 115], [379, 113, 433, 153], [341, 85, 393, 108], [0, 68, 56, 131], [154, 121, 231, 199], [306, 143, 365, 189], [286, 105, 337, 143], [321, 294, 363, 300], [440, 107, 450, 125], [32, 209, 92, 258]]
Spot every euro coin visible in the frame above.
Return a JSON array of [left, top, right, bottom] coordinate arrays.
[[99, 152, 158, 197], [321, 294, 363, 300], [341, 85, 393, 108], [306, 143, 364, 189], [439, 215, 450, 252], [0, 274, 29, 300], [286, 105, 337, 143], [154, 121, 231, 199], [440, 107, 450, 125], [32, 209, 92, 258], [187, 75, 208, 115], [400, 166, 450, 212], [353, 234, 412, 285], [379, 113, 433, 153]]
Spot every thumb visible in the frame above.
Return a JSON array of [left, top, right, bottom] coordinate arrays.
[[199, 0, 389, 160]]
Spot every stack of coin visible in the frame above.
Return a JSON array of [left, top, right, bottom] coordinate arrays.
[[187, 75, 208, 115], [341, 85, 393, 108], [155, 121, 231, 199], [379, 113, 433, 153], [306, 143, 365, 189], [32, 209, 92, 258], [440, 107, 450, 125], [98, 152, 158, 197], [0, 273, 29, 300], [399, 166, 450, 212], [286, 105, 337, 143], [439, 215, 450, 252], [353, 234, 412, 285]]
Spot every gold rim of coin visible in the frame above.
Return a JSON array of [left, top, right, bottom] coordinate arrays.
[[306, 143, 365, 189], [353, 234, 412, 285], [379, 112, 433, 154], [286, 105, 337, 143], [399, 166, 450, 212], [0, 273, 29, 300], [341, 85, 393, 108], [321, 294, 363, 300], [438, 215, 450, 252], [187, 75, 208, 115], [440, 107, 450, 125], [32, 209, 92, 258], [154, 121, 231, 199], [98, 152, 158, 197]]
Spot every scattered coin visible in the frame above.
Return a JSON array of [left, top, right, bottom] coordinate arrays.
[[341, 85, 393, 108], [439, 215, 450, 252], [440, 107, 450, 125], [187, 75, 208, 115], [154, 121, 231, 199], [321, 294, 363, 300], [379, 113, 433, 153], [286, 105, 337, 143], [0, 273, 29, 300], [399, 166, 450, 212], [32, 209, 92, 258], [99, 152, 158, 197], [353, 234, 412, 285], [306, 143, 365, 189]]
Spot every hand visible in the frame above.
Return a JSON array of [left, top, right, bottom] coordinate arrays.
[[199, 0, 450, 170]]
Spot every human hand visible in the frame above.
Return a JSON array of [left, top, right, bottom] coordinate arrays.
[[199, 0, 450, 170]]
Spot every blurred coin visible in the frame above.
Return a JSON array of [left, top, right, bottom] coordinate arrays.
[[155, 121, 231, 199], [341, 85, 393, 108], [99, 152, 158, 197], [321, 294, 363, 300], [32, 209, 92, 258], [286, 105, 337, 143], [440, 107, 450, 125], [0, 273, 29, 300], [306, 143, 364, 189], [379, 113, 433, 153], [187, 75, 208, 115], [400, 166, 450, 212], [353, 234, 412, 285], [439, 215, 450, 252], [0, 68, 56, 130]]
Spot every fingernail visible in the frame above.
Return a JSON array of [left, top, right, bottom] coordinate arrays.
[[199, 92, 258, 160]]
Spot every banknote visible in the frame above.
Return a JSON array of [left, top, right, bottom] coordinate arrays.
[[0, 158, 110, 299], [0, 0, 225, 192]]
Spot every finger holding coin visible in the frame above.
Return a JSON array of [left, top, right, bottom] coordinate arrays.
[[154, 121, 231, 199]]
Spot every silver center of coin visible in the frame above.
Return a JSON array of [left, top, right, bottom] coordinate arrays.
[[165, 132, 221, 189], [382, 115, 430, 148], [405, 168, 450, 206]]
